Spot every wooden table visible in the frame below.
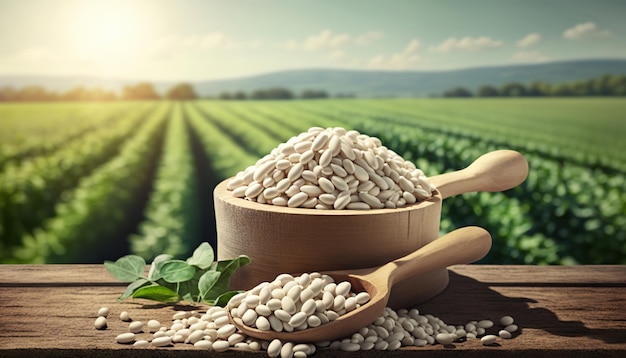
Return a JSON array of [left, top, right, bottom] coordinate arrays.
[[0, 265, 624, 357]]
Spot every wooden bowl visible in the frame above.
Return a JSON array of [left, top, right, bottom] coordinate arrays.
[[214, 181, 444, 308], [214, 150, 528, 308]]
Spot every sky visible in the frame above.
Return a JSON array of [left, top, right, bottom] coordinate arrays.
[[0, 0, 625, 81]]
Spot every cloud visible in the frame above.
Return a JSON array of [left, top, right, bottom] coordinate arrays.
[[430, 36, 503, 53], [286, 30, 351, 51], [367, 38, 421, 69], [516, 33, 542, 48], [286, 30, 383, 52], [355, 31, 383, 45], [404, 39, 421, 54], [511, 51, 550, 63], [563, 22, 611, 39]]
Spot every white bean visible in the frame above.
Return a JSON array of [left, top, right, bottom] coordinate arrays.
[[116, 332, 135, 344], [194, 340, 213, 349], [280, 342, 294, 358], [213, 340, 230, 352], [172, 311, 189, 320], [94, 316, 107, 330], [477, 319, 494, 328], [187, 330, 205, 344], [287, 192, 308, 207], [119, 311, 131, 322], [267, 339, 282, 357], [269, 315, 284, 331], [216, 324, 236, 338], [242, 309, 258, 326], [500, 315, 515, 326], [256, 316, 271, 331], [329, 135, 342, 155], [289, 312, 308, 327], [97, 307, 110, 317], [274, 309, 292, 322], [281, 296, 297, 314], [481, 334, 498, 345], [335, 281, 351, 297], [301, 299, 317, 315], [228, 333, 246, 345], [355, 292, 371, 304], [436, 333, 455, 345], [128, 321, 143, 333]]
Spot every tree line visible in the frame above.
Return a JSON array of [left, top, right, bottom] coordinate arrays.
[[215, 88, 333, 100], [441, 74, 626, 97], [0, 82, 342, 102], [0, 82, 198, 102], [3, 73, 625, 101]]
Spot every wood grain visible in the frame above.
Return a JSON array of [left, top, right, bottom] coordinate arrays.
[[0, 265, 624, 357]]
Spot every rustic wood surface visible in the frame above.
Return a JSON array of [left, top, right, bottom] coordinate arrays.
[[0, 265, 625, 357]]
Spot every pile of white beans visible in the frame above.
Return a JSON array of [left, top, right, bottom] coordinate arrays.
[[228, 272, 371, 333], [98, 305, 518, 356], [97, 274, 519, 357], [226, 127, 435, 209]]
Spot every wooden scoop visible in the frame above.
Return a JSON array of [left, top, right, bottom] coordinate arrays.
[[230, 226, 492, 342], [429, 149, 529, 199]]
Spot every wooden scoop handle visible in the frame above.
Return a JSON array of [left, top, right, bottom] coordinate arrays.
[[387, 226, 492, 286], [428, 150, 528, 199]]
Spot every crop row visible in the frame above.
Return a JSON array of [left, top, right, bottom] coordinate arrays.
[[1, 99, 623, 265], [0, 104, 157, 253], [315, 98, 626, 173], [5, 103, 169, 263], [0, 102, 148, 169], [329, 110, 624, 264], [128, 103, 200, 260], [191, 102, 285, 158], [220, 100, 625, 264], [185, 102, 259, 179]]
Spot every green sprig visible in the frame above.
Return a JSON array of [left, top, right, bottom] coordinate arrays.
[[104, 242, 250, 306]]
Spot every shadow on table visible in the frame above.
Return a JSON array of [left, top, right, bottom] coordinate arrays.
[[416, 271, 625, 345]]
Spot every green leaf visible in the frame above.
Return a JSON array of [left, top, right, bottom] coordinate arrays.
[[186, 242, 214, 269], [208, 290, 241, 307], [181, 291, 195, 302], [148, 254, 174, 281], [160, 260, 196, 283], [103, 243, 249, 305], [104, 255, 146, 282], [132, 285, 180, 303], [198, 271, 221, 300], [178, 275, 201, 302], [177, 267, 213, 302], [119, 278, 150, 301], [205, 255, 251, 301], [155, 278, 178, 294]]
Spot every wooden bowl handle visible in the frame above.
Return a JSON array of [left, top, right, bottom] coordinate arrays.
[[428, 150, 528, 199]]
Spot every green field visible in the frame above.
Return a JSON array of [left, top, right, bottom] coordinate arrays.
[[1, 98, 624, 265]]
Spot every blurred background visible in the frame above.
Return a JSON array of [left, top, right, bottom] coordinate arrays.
[[0, 0, 624, 264]]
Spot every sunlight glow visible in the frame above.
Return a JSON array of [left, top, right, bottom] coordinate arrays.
[[68, 2, 147, 73]]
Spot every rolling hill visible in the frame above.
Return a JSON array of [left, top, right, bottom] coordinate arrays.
[[1, 59, 625, 98]]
